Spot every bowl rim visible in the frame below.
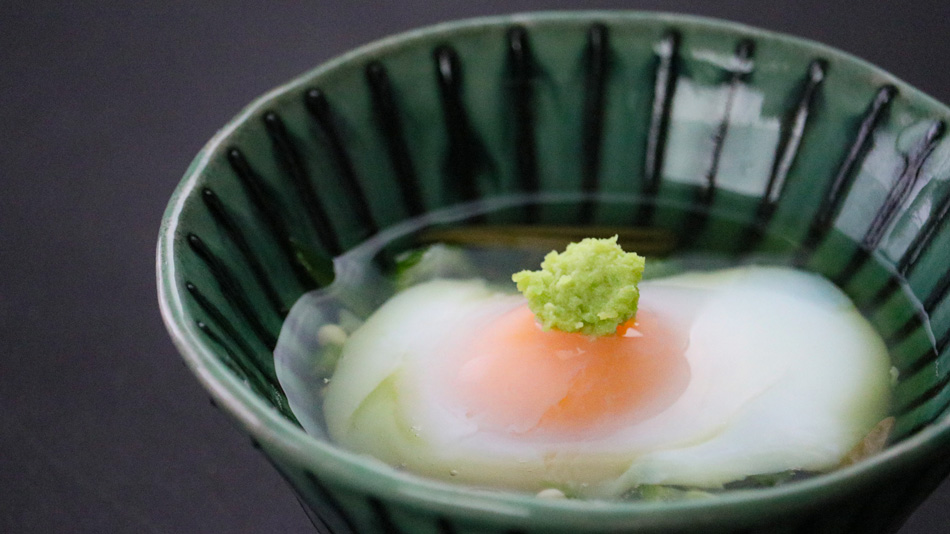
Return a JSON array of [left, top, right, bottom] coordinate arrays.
[[158, 10, 950, 526]]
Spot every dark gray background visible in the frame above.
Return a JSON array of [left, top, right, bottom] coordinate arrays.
[[2, 1, 948, 532]]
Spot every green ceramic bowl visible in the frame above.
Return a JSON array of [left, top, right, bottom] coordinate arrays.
[[158, 11, 950, 533]]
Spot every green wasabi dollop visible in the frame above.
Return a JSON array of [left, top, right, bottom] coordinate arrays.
[[512, 236, 645, 336]]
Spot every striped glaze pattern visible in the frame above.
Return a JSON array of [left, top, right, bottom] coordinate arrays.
[[159, 14, 950, 534]]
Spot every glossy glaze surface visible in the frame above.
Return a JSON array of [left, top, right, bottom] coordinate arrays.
[[159, 12, 950, 534]]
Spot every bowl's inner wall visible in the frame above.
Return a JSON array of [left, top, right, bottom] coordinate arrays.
[[168, 15, 950, 453]]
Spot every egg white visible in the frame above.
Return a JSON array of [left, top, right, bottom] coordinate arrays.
[[322, 266, 891, 495]]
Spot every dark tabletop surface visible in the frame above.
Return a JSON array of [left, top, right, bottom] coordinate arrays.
[[2, 1, 949, 532]]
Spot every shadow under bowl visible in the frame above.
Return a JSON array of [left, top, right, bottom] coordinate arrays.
[[158, 11, 950, 534]]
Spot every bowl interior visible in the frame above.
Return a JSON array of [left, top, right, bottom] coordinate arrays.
[[158, 10, 950, 523]]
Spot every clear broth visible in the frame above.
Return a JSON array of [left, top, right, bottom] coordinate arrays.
[[273, 194, 934, 499]]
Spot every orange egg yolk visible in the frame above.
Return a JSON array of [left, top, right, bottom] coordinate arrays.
[[454, 305, 691, 437]]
